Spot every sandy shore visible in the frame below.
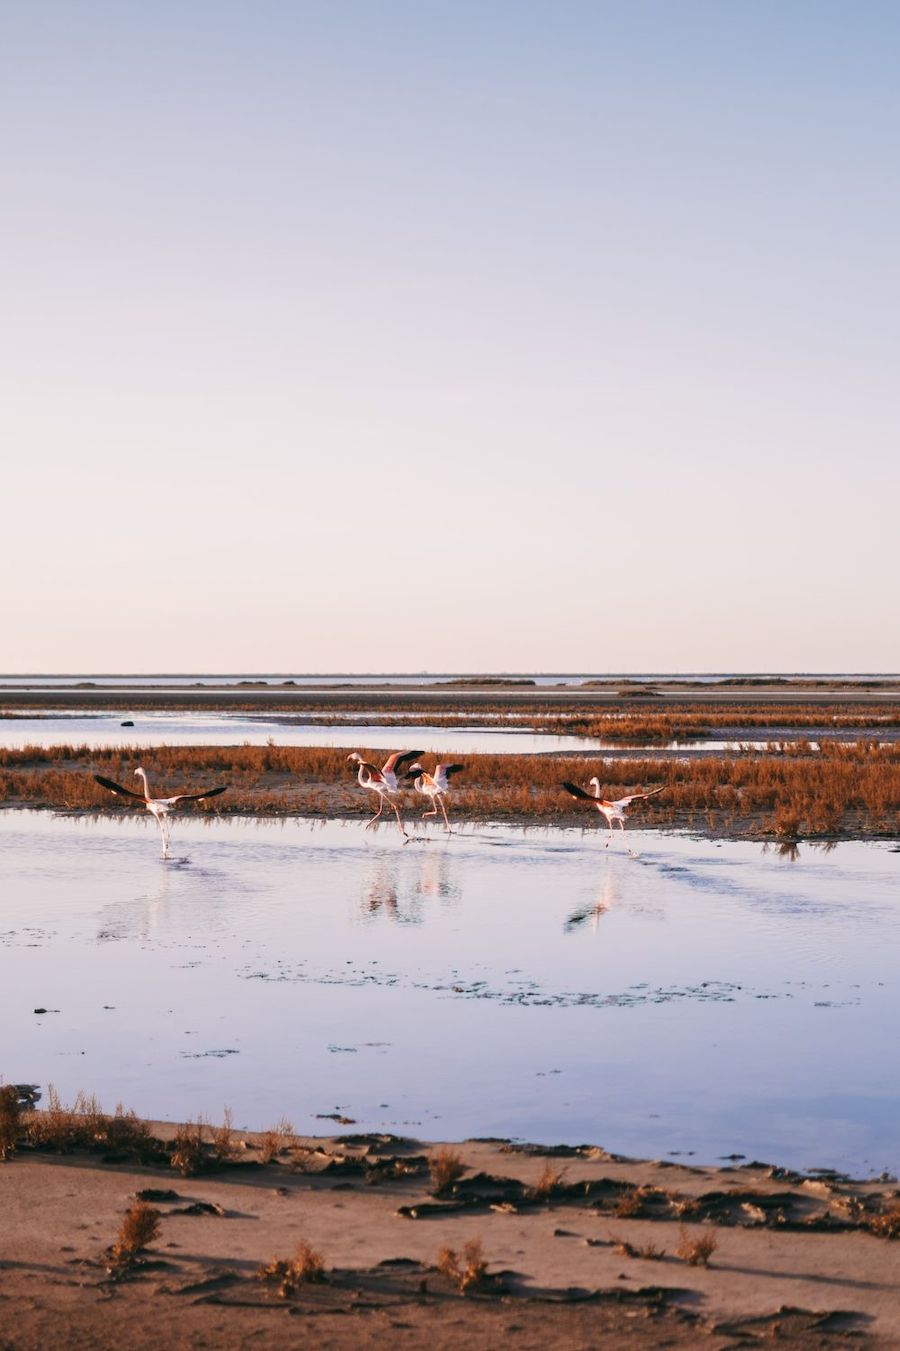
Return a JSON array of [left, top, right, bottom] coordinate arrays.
[[2, 1126, 898, 1348]]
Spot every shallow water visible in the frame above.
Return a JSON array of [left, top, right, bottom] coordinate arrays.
[[1, 811, 897, 1176], [0, 710, 598, 756], [4, 711, 889, 758]]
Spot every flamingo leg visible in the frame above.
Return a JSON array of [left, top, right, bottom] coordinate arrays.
[[422, 794, 439, 818], [388, 796, 408, 837], [437, 794, 452, 833], [366, 794, 385, 829]]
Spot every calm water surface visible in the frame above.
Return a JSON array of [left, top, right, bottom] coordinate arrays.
[[1, 812, 897, 1176], [0, 711, 600, 755]]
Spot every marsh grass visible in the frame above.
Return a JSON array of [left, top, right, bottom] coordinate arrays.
[[675, 1225, 717, 1266], [257, 1241, 327, 1296], [2, 725, 896, 837], [436, 1238, 489, 1294], [429, 1147, 467, 1194]]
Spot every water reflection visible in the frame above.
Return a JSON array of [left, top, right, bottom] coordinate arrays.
[[564, 866, 619, 932], [414, 849, 460, 902], [360, 846, 460, 923]]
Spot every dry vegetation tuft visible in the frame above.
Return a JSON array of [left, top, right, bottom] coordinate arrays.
[[532, 1161, 568, 1199], [429, 1147, 467, 1194], [868, 1203, 900, 1239], [170, 1118, 207, 1176], [675, 1224, 718, 1266], [211, 1107, 239, 1163], [109, 1203, 161, 1268], [258, 1117, 294, 1165], [436, 1238, 490, 1294], [257, 1241, 327, 1296], [612, 1235, 667, 1260]]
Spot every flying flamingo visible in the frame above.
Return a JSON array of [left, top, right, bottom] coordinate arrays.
[[562, 778, 663, 846], [406, 762, 465, 833], [347, 750, 423, 838], [93, 767, 228, 856]]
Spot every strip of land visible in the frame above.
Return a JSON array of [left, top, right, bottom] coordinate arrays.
[[1, 738, 897, 840]]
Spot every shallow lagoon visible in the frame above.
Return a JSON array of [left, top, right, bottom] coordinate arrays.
[[1, 811, 897, 1177]]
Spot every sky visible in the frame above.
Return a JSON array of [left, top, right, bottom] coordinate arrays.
[[1, 0, 898, 673]]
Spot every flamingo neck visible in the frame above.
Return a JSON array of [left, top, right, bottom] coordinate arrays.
[[136, 768, 151, 800]]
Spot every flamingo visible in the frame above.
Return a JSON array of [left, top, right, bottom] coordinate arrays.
[[406, 762, 465, 833], [93, 767, 228, 856], [347, 750, 423, 838], [562, 778, 663, 846]]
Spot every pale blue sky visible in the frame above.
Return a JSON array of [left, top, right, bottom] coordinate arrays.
[[2, 1, 897, 671]]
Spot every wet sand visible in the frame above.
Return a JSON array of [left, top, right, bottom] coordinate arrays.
[[2, 1127, 898, 1349]]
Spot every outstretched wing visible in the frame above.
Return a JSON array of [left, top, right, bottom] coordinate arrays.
[[614, 787, 664, 808], [561, 781, 600, 803], [167, 786, 228, 804], [94, 774, 146, 802], [439, 764, 465, 780], [382, 749, 425, 775]]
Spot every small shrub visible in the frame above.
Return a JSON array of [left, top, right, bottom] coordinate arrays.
[[429, 1147, 466, 1194], [170, 1118, 207, 1176], [532, 1161, 567, 1199], [675, 1224, 717, 1266], [0, 1086, 21, 1160], [436, 1238, 489, 1294], [104, 1103, 155, 1160], [110, 1203, 161, 1268], [258, 1241, 327, 1297], [259, 1117, 294, 1165]]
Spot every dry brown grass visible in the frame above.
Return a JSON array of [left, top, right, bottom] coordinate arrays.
[[109, 1203, 161, 1268], [436, 1238, 489, 1294], [1, 720, 897, 838], [257, 1241, 327, 1296], [429, 1147, 467, 1194], [0, 1086, 21, 1160], [24, 1087, 155, 1160], [675, 1224, 717, 1266]]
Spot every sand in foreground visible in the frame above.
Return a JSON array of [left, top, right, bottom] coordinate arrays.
[[1, 1128, 898, 1349]]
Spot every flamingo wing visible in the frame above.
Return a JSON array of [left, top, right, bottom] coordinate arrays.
[[562, 781, 601, 803], [382, 749, 425, 776], [614, 787, 664, 808], [166, 786, 229, 805], [439, 764, 465, 780], [94, 774, 146, 802]]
